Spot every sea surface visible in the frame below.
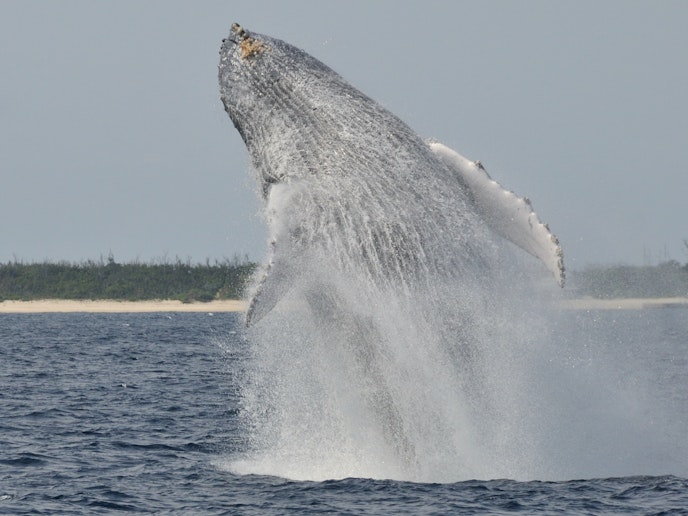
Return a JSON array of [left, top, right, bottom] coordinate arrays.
[[1, 308, 687, 514]]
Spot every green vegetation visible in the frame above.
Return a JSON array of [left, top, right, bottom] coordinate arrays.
[[2, 254, 688, 302], [571, 261, 688, 299], [0, 255, 256, 303]]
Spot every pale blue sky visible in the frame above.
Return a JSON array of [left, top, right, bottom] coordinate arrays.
[[2, 1, 686, 268]]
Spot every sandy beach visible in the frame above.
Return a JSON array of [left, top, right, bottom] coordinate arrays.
[[0, 299, 247, 314], [559, 297, 688, 310], [1, 297, 687, 313]]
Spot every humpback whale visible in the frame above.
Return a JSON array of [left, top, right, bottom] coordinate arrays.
[[218, 23, 564, 326], [219, 24, 566, 479]]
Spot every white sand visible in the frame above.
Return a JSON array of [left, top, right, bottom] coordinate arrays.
[[2, 297, 687, 313], [0, 299, 246, 313], [559, 297, 688, 310]]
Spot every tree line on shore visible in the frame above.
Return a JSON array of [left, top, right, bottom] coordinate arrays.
[[570, 260, 688, 299], [1, 256, 688, 302], [0, 256, 256, 303]]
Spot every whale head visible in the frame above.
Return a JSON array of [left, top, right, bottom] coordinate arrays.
[[219, 23, 346, 194], [218, 23, 279, 135]]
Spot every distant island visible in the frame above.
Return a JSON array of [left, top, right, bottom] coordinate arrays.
[[1, 256, 687, 302], [0, 255, 255, 303], [571, 260, 688, 299]]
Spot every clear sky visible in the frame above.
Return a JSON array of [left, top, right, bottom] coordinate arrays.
[[2, 1, 686, 269]]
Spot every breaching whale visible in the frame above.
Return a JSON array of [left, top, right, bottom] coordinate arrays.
[[218, 23, 564, 326]]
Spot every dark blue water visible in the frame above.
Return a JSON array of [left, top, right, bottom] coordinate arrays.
[[1, 310, 687, 514]]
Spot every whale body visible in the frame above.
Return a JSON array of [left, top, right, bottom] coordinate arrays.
[[218, 23, 563, 326]]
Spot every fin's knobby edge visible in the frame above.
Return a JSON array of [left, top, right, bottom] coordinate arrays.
[[245, 239, 281, 326], [429, 141, 564, 287]]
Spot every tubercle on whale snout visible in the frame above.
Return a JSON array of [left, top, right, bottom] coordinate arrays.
[[224, 22, 267, 61], [231, 22, 249, 41]]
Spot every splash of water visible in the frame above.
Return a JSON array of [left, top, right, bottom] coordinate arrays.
[[225, 171, 563, 482], [225, 267, 685, 482]]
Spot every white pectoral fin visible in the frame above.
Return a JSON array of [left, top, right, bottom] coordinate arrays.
[[429, 141, 565, 287], [245, 241, 292, 326]]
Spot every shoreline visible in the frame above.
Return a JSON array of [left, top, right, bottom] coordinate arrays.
[[1, 297, 687, 313], [558, 297, 688, 310], [0, 299, 247, 314]]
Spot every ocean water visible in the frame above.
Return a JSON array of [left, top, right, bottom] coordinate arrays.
[[1, 308, 687, 514]]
